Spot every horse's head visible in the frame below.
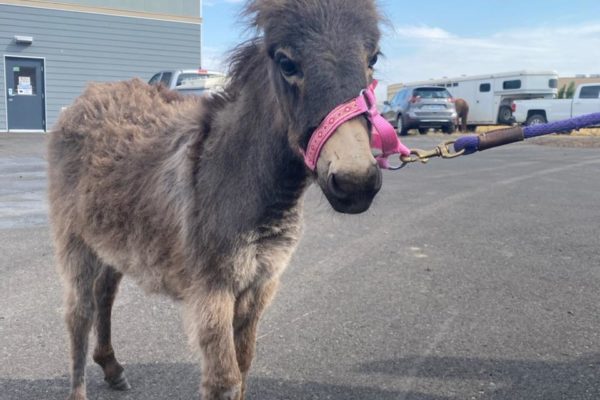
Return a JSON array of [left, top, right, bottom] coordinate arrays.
[[247, 0, 383, 214]]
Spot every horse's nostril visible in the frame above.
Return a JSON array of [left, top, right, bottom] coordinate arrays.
[[327, 173, 349, 199]]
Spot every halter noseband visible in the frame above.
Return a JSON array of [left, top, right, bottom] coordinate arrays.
[[302, 80, 411, 171]]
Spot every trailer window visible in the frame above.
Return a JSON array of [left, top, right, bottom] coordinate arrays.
[[453, 83, 458, 87], [503, 80, 522, 90], [548, 79, 558, 89], [480, 83, 491, 92], [579, 86, 600, 99]]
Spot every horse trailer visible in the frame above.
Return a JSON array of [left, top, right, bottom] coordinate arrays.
[[393, 71, 558, 129]]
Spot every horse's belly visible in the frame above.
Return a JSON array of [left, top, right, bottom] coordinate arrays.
[[87, 234, 188, 299]]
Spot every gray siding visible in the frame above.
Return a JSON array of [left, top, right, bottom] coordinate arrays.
[[32, 0, 200, 18], [1, 4, 201, 130]]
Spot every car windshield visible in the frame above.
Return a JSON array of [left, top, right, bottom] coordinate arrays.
[[176, 73, 221, 86], [413, 88, 451, 99]]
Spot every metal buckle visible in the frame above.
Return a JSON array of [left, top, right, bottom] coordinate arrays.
[[399, 140, 465, 167]]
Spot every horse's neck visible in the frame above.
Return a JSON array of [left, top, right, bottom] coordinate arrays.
[[195, 79, 308, 236]]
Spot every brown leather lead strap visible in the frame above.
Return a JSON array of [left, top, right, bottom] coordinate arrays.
[[478, 126, 524, 151]]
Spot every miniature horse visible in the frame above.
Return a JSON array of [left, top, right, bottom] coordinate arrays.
[[47, 1, 385, 399]]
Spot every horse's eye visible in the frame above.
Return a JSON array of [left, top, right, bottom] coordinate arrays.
[[277, 55, 299, 77], [368, 53, 379, 69]]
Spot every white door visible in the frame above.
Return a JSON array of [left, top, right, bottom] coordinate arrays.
[[572, 85, 600, 116], [469, 81, 495, 123]]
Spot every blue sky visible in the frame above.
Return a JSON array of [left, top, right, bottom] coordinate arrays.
[[202, 1, 600, 96]]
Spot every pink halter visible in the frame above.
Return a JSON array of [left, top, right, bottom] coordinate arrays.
[[302, 80, 411, 171]]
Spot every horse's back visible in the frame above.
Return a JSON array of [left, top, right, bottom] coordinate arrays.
[[47, 79, 198, 265], [50, 78, 190, 153]]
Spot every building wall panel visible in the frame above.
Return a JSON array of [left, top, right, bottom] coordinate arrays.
[[41, 0, 201, 17], [1, 3, 201, 130], [0, 0, 201, 21]]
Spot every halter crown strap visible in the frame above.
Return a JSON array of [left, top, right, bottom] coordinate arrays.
[[302, 80, 410, 171]]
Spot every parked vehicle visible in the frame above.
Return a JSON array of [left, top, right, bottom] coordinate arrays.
[[382, 86, 457, 135], [173, 75, 227, 97], [393, 70, 558, 129], [172, 83, 222, 97], [512, 83, 600, 125], [148, 69, 226, 94]]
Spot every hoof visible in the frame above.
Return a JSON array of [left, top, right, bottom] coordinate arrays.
[[203, 384, 242, 400], [66, 392, 87, 400], [106, 371, 131, 391], [222, 385, 241, 400]]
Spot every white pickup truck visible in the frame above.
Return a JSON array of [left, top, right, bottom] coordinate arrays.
[[512, 83, 600, 125]]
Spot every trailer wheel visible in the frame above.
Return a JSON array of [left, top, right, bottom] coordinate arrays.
[[498, 106, 513, 125], [526, 114, 546, 126], [418, 128, 429, 135]]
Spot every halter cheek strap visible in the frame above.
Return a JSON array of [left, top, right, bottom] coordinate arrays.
[[302, 80, 411, 171]]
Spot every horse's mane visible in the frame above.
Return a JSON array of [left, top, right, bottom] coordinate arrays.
[[243, 0, 381, 35], [224, 38, 266, 100]]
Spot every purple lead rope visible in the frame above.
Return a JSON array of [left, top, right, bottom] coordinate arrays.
[[453, 112, 600, 155], [523, 112, 600, 138]]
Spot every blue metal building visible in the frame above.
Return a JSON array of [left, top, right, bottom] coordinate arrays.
[[0, 0, 202, 132]]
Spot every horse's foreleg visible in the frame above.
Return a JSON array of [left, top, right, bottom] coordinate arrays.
[[60, 238, 100, 400], [234, 278, 279, 399], [92, 266, 130, 391], [184, 287, 241, 400]]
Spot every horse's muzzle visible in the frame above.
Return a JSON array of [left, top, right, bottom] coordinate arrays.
[[321, 163, 382, 214]]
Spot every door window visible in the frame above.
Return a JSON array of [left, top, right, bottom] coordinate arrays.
[[12, 66, 37, 95], [148, 73, 162, 85], [160, 72, 173, 86], [392, 90, 403, 106], [579, 86, 600, 99]]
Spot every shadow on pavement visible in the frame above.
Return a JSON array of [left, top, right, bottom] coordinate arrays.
[[7, 354, 599, 399], [1, 362, 446, 400], [358, 353, 600, 399]]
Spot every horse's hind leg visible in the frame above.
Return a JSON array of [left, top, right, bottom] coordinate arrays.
[[59, 237, 101, 400], [92, 266, 130, 390]]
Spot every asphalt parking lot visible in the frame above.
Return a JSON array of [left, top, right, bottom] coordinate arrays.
[[1, 132, 599, 400]]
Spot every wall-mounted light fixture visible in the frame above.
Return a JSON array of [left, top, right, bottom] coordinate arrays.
[[14, 35, 34, 45]]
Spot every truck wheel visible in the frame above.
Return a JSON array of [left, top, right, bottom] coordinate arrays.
[[442, 123, 455, 134], [498, 106, 513, 125], [526, 114, 546, 126], [397, 116, 408, 136], [467, 124, 477, 132], [418, 128, 429, 135]]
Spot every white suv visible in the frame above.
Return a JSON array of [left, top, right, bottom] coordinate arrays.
[[383, 86, 458, 135]]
